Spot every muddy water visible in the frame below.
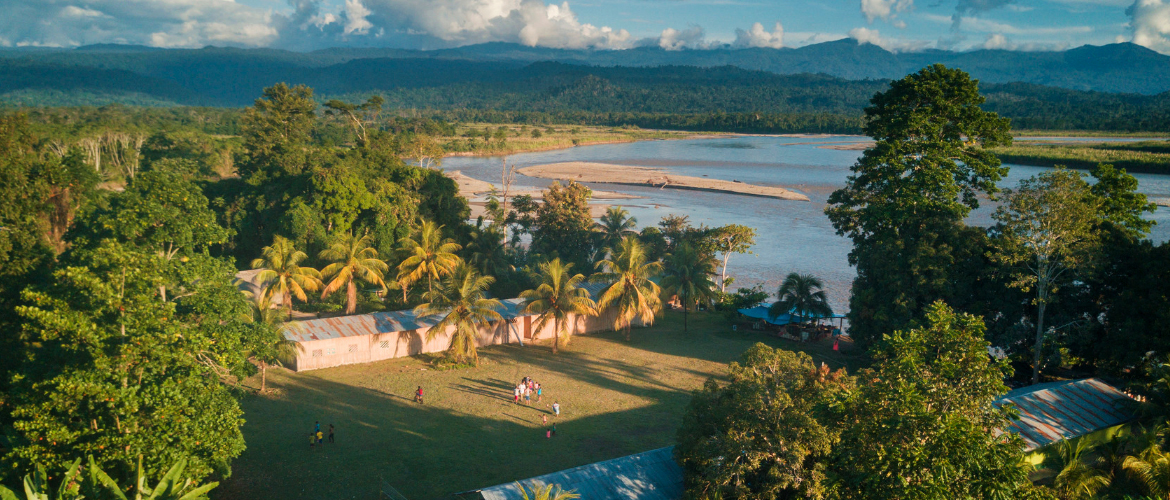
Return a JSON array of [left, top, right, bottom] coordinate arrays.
[[444, 136, 1170, 313]]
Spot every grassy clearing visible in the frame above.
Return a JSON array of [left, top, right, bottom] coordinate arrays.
[[994, 141, 1170, 174], [440, 124, 703, 157], [214, 311, 857, 500], [1011, 130, 1170, 138]]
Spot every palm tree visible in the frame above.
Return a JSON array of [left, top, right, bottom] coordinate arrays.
[[593, 237, 662, 341], [515, 482, 580, 500], [1045, 439, 1111, 500], [520, 259, 597, 354], [1125, 432, 1170, 499], [595, 206, 637, 251], [248, 295, 296, 393], [414, 264, 502, 364], [769, 273, 833, 327], [319, 233, 388, 315], [659, 243, 717, 333], [251, 235, 322, 320], [397, 220, 462, 300]]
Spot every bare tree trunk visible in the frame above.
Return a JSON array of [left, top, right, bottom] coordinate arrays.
[[261, 363, 268, 392], [1033, 298, 1047, 385], [553, 317, 559, 354], [346, 279, 357, 315], [286, 291, 294, 321], [721, 252, 732, 293]]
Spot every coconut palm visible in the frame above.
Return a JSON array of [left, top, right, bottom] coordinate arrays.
[[520, 259, 597, 354], [397, 220, 462, 300], [769, 273, 833, 326], [251, 235, 322, 320], [595, 206, 637, 251], [515, 482, 580, 500], [593, 237, 662, 341], [1125, 435, 1170, 499], [659, 243, 718, 333], [1045, 439, 1111, 500], [414, 264, 502, 364], [319, 233, 388, 315]]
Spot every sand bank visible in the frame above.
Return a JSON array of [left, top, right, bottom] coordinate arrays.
[[1152, 197, 1170, 208], [448, 170, 642, 219], [517, 162, 809, 202]]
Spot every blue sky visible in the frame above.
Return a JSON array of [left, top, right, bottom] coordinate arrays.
[[1, 0, 1165, 54]]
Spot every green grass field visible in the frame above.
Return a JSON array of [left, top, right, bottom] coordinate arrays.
[[995, 140, 1170, 174], [213, 311, 856, 500]]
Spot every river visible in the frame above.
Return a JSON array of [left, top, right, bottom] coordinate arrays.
[[444, 136, 1170, 313]]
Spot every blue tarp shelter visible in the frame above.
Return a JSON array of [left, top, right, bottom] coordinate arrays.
[[737, 304, 845, 326]]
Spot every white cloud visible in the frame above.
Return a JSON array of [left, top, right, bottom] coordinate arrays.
[[360, 0, 631, 49], [848, 26, 930, 51], [657, 25, 708, 50], [343, 0, 373, 35], [0, 0, 278, 48], [861, 0, 913, 23], [982, 33, 1013, 49], [733, 22, 784, 48], [1129, 0, 1170, 54]]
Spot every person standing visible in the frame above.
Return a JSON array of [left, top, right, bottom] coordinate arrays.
[[314, 421, 320, 433], [536, 382, 542, 403], [552, 401, 560, 417], [524, 385, 532, 405], [514, 385, 521, 404], [316, 429, 324, 446], [415, 386, 424, 404], [328, 424, 335, 443], [542, 414, 548, 426], [309, 432, 316, 451]]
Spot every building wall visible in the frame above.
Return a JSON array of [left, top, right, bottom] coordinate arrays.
[[290, 308, 646, 372]]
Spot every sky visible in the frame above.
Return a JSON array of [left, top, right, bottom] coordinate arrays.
[[1, 0, 1168, 55]]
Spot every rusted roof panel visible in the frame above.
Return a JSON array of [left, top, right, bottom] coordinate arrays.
[[283, 298, 530, 343], [995, 378, 1137, 451]]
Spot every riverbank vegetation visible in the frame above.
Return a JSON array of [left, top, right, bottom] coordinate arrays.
[[995, 140, 1170, 174]]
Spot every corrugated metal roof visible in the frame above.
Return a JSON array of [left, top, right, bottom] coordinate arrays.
[[283, 282, 614, 343], [995, 378, 1137, 451], [474, 447, 683, 500]]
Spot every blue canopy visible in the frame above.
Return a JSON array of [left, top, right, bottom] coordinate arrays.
[[737, 304, 845, 325]]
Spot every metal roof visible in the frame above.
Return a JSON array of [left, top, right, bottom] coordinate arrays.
[[995, 378, 1137, 451], [282, 281, 612, 343], [473, 447, 683, 500]]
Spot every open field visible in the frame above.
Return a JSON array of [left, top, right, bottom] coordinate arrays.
[[215, 311, 856, 500], [993, 141, 1170, 174], [439, 124, 715, 157]]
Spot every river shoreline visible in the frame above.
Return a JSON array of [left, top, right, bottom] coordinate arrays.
[[517, 161, 810, 202]]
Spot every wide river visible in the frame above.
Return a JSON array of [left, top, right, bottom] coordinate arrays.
[[445, 136, 1170, 313]]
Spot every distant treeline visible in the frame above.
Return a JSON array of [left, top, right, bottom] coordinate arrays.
[[6, 59, 1170, 134]]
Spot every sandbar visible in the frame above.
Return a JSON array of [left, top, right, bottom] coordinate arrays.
[[517, 162, 809, 202], [447, 170, 643, 219]]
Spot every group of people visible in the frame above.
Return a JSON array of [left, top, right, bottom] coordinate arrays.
[[513, 376, 543, 406], [308, 421, 335, 450]]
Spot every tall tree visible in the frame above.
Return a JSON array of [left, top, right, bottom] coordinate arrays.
[[251, 235, 322, 320], [319, 233, 389, 315], [397, 221, 462, 300], [660, 243, 718, 333], [414, 264, 502, 364], [239, 83, 317, 182], [992, 168, 1100, 384], [594, 206, 637, 254], [768, 273, 833, 327], [528, 181, 595, 270], [831, 301, 1031, 500], [519, 259, 597, 354], [593, 237, 663, 341], [323, 96, 384, 146], [6, 241, 253, 485], [711, 224, 756, 293], [825, 64, 1011, 348], [676, 344, 852, 500], [1089, 163, 1156, 239]]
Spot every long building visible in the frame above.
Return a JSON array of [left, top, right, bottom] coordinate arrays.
[[281, 283, 635, 371]]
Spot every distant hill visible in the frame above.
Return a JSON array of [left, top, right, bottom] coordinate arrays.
[[2, 42, 1168, 132]]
